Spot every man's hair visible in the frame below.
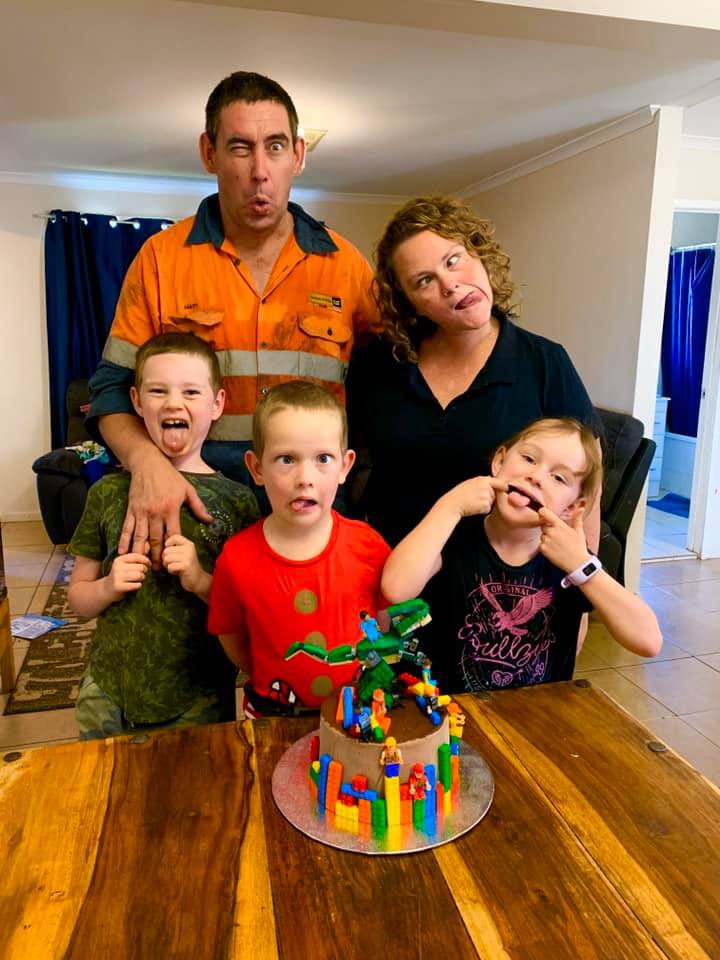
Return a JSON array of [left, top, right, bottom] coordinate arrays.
[[252, 381, 347, 458], [205, 71, 299, 144], [374, 195, 516, 363], [135, 332, 222, 393], [495, 417, 603, 506]]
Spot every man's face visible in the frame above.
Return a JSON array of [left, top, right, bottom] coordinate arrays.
[[199, 99, 305, 238]]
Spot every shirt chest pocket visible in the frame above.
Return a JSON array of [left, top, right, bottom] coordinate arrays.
[[298, 313, 352, 347], [161, 309, 224, 342]]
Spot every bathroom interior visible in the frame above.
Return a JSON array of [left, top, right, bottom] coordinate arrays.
[[643, 210, 718, 561]]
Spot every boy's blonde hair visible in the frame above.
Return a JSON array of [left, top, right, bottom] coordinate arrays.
[[495, 417, 602, 506], [135, 332, 222, 393], [252, 381, 348, 458]]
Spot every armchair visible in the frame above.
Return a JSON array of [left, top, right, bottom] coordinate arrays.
[[32, 380, 111, 544], [595, 406, 656, 586]]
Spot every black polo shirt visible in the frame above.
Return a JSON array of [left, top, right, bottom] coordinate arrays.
[[346, 314, 596, 546]]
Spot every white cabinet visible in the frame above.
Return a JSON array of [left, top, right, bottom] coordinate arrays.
[[648, 397, 669, 498]]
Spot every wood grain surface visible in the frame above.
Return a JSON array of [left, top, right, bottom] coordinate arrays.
[[0, 681, 718, 960]]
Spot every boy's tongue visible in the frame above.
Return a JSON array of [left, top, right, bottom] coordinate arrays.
[[292, 497, 316, 512], [507, 485, 536, 509], [162, 422, 188, 451]]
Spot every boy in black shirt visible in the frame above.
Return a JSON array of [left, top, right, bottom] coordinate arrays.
[[382, 417, 661, 692]]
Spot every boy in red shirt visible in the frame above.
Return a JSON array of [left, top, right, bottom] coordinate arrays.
[[208, 381, 390, 716]]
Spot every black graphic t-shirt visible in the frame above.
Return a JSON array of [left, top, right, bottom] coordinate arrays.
[[423, 516, 592, 693]]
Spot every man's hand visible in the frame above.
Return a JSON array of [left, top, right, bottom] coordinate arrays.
[[162, 534, 211, 600], [537, 507, 590, 573], [443, 476, 507, 519], [118, 449, 213, 567], [109, 552, 152, 599]]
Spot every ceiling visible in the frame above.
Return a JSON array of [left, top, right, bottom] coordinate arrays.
[[1, 0, 719, 199]]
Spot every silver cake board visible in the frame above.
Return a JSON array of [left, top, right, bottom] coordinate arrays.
[[272, 730, 495, 855]]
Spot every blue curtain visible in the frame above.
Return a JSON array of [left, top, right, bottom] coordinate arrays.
[[661, 247, 715, 437], [44, 211, 170, 447]]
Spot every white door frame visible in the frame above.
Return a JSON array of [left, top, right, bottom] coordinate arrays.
[[673, 201, 720, 558]]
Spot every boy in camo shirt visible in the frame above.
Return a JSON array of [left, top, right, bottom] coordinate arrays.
[[68, 333, 259, 738]]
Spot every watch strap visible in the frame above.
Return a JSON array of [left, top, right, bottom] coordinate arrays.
[[561, 555, 602, 589]]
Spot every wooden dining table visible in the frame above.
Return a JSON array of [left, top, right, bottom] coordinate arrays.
[[1, 680, 718, 959]]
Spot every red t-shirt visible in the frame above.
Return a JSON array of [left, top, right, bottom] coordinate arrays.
[[208, 512, 390, 709]]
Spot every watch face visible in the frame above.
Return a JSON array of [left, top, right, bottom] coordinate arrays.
[[582, 561, 596, 576]]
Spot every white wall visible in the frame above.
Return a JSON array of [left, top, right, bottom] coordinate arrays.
[[0, 178, 400, 521], [465, 119, 662, 415], [676, 147, 720, 558], [676, 147, 720, 207], [464, 109, 683, 585], [671, 211, 719, 248]]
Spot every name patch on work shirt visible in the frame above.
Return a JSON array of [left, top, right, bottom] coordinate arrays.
[[309, 293, 343, 312]]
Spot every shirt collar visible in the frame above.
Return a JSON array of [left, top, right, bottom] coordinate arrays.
[[404, 311, 518, 397], [186, 194, 338, 254], [479, 312, 519, 386]]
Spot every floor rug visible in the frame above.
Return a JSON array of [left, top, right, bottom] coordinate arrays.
[[648, 493, 691, 519], [4, 554, 94, 715]]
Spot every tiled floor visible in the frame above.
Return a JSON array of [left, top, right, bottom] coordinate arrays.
[[2, 520, 720, 788], [642, 501, 693, 560]]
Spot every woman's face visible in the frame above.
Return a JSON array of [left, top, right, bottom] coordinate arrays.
[[391, 230, 494, 334]]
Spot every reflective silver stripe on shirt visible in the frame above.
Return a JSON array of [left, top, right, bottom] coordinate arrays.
[[104, 340, 346, 385], [220, 349, 347, 384], [208, 415, 254, 441], [103, 336, 138, 369]]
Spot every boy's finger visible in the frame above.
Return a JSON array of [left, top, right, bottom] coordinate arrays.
[[570, 508, 586, 530], [537, 506, 560, 525], [489, 478, 509, 491], [164, 534, 186, 548]]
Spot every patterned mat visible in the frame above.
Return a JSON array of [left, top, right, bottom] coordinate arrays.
[[4, 554, 94, 714]]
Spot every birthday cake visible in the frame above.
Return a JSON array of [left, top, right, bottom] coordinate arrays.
[[304, 601, 465, 832]]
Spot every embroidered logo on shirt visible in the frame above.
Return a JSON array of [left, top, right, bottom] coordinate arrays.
[[309, 293, 342, 312]]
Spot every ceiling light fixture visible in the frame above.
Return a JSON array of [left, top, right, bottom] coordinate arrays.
[[298, 127, 327, 152]]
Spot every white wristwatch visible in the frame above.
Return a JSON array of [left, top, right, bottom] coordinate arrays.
[[561, 555, 602, 589]]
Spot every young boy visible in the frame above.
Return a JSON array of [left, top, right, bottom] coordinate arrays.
[[68, 332, 259, 738], [381, 417, 662, 692], [208, 381, 391, 717]]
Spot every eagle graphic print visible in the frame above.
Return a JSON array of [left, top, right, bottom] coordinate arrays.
[[458, 576, 556, 690]]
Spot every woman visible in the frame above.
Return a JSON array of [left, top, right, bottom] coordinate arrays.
[[347, 195, 599, 548]]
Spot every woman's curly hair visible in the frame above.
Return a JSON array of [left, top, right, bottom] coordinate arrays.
[[374, 195, 516, 362]]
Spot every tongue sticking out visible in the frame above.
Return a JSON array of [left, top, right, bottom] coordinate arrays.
[[506, 485, 540, 511], [508, 489, 531, 508], [162, 423, 188, 451]]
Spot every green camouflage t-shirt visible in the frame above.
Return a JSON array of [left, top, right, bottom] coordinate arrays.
[[69, 471, 259, 723]]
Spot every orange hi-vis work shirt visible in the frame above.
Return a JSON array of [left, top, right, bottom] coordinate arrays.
[[87, 195, 381, 442]]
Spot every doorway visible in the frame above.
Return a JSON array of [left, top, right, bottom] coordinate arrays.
[[642, 210, 718, 561]]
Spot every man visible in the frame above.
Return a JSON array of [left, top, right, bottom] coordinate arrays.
[[87, 71, 380, 566]]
